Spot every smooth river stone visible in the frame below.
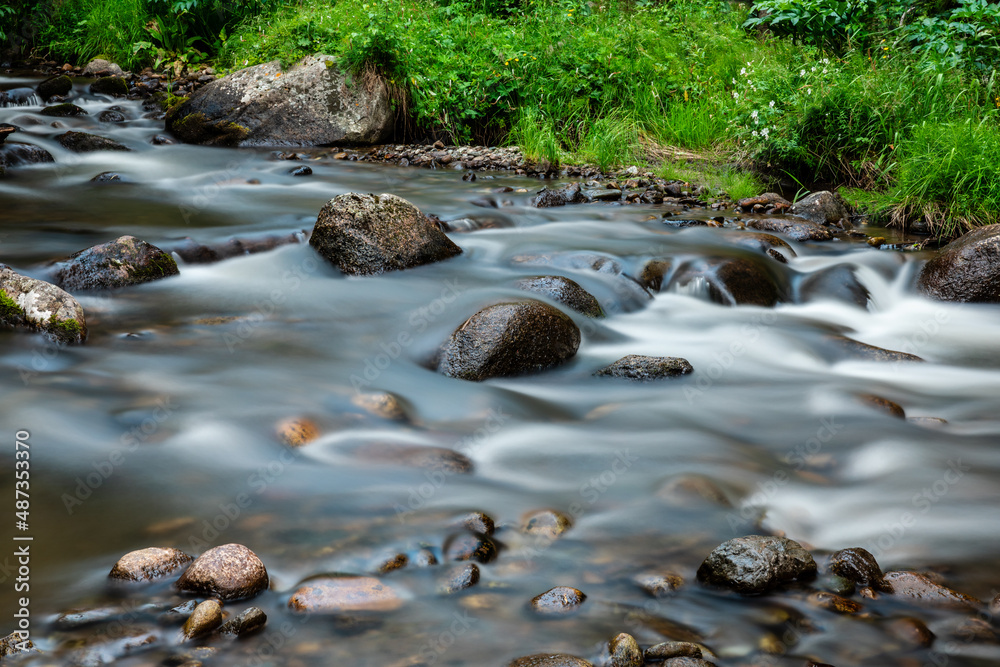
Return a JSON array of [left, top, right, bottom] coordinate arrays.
[[109, 547, 192, 582], [288, 576, 404, 613], [176, 544, 269, 601]]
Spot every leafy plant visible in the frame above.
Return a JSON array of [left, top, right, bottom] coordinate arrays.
[[744, 0, 879, 51]]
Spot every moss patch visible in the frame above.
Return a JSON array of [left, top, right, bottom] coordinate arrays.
[[170, 112, 250, 146], [0, 290, 25, 325]]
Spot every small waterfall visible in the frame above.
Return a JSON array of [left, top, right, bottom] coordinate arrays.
[[0, 87, 41, 107]]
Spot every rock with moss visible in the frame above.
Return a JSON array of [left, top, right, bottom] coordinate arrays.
[[595, 355, 693, 380], [0, 265, 87, 343], [790, 190, 851, 229], [917, 224, 1000, 302], [57, 131, 131, 152], [54, 235, 179, 292], [89, 76, 129, 97], [310, 193, 462, 275], [165, 55, 393, 146], [37, 75, 73, 100], [40, 103, 88, 117], [436, 300, 580, 381], [515, 275, 604, 317]]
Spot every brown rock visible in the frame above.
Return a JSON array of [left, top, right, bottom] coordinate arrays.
[[375, 553, 408, 574], [736, 193, 790, 211], [218, 606, 267, 636], [595, 355, 693, 380], [644, 642, 703, 662], [176, 544, 269, 601], [521, 509, 572, 540], [633, 571, 684, 598], [508, 655, 593, 667], [917, 224, 1000, 302], [746, 217, 832, 242], [885, 616, 935, 648], [530, 586, 586, 615], [808, 591, 862, 614], [275, 417, 319, 447], [860, 394, 905, 419], [828, 547, 891, 592], [288, 575, 404, 613], [180, 599, 222, 640], [883, 571, 981, 611], [455, 511, 496, 536], [609, 632, 642, 667], [439, 563, 480, 594], [444, 532, 498, 563], [109, 547, 192, 583]]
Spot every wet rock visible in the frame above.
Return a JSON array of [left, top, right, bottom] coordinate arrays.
[[351, 391, 407, 421], [98, 109, 126, 123], [662, 659, 715, 667], [790, 191, 851, 227], [799, 264, 870, 308], [355, 443, 473, 474], [54, 235, 179, 291], [0, 142, 54, 167], [91, 171, 126, 183], [0, 87, 37, 107], [584, 188, 623, 203], [218, 606, 267, 637], [508, 655, 593, 667], [808, 591, 862, 614], [0, 632, 36, 657], [633, 571, 684, 598], [176, 544, 269, 601], [824, 336, 923, 363], [885, 616, 935, 648], [57, 130, 132, 152], [736, 193, 790, 212], [290, 165, 313, 176], [533, 182, 586, 207], [515, 276, 604, 318], [275, 416, 320, 447], [151, 134, 176, 145], [746, 218, 833, 242], [656, 474, 731, 507], [644, 642, 703, 662], [375, 553, 408, 573], [310, 192, 461, 275], [608, 633, 642, 667], [414, 548, 438, 567], [697, 535, 817, 595], [168, 231, 305, 265], [0, 124, 15, 146], [908, 416, 948, 428], [83, 59, 125, 77], [0, 264, 87, 343], [727, 232, 796, 261], [109, 547, 192, 582], [64, 626, 157, 665], [288, 575, 404, 613], [860, 394, 905, 419], [828, 547, 891, 592], [638, 259, 671, 291], [439, 563, 480, 594], [883, 571, 981, 611], [436, 301, 580, 381], [457, 511, 496, 536], [530, 586, 587, 615], [180, 599, 222, 640], [166, 55, 393, 146], [90, 76, 129, 97], [37, 75, 73, 100], [40, 102, 88, 117], [595, 355, 693, 380], [444, 532, 498, 563], [160, 600, 198, 625], [917, 224, 1000, 302], [521, 509, 572, 540], [671, 257, 780, 307]]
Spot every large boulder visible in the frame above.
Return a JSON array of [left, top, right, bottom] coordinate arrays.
[[0, 265, 87, 343], [798, 264, 870, 308], [917, 224, 1000, 302], [436, 300, 580, 381], [515, 275, 604, 317], [309, 193, 461, 275], [669, 257, 781, 307], [89, 76, 129, 97], [697, 535, 816, 595], [0, 143, 54, 174], [37, 75, 73, 100], [165, 55, 393, 147], [790, 191, 851, 228], [54, 235, 179, 292], [83, 59, 125, 77]]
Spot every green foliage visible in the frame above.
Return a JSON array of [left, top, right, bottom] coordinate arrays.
[[744, 0, 879, 51], [902, 0, 1000, 72]]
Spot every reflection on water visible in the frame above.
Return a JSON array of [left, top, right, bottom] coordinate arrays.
[[2, 76, 1000, 666]]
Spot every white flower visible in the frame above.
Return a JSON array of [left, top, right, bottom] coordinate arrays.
[[800, 69, 805, 76], [732, 91, 739, 99], [811, 66, 816, 72], [823, 68, 828, 74], [752, 130, 758, 137], [823, 58, 829, 64], [732, 78, 736, 85], [769, 100, 775, 108], [750, 110, 758, 119], [807, 88, 812, 95], [761, 127, 770, 139], [740, 67, 747, 76]]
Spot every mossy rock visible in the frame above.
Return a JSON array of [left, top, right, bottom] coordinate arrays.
[[54, 235, 179, 292], [168, 112, 250, 147], [0, 265, 87, 344], [57, 131, 131, 153], [40, 103, 88, 117], [89, 76, 129, 97], [37, 75, 73, 100]]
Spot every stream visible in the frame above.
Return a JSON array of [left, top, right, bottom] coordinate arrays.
[[2, 74, 1000, 667]]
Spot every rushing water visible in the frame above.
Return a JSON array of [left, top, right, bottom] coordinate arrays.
[[2, 75, 1000, 666]]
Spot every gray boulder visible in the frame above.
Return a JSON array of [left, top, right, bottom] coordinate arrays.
[[917, 224, 1000, 302], [54, 235, 179, 292], [515, 275, 604, 317], [746, 217, 832, 242], [0, 265, 87, 343], [596, 355, 693, 380], [165, 55, 393, 146], [437, 300, 580, 381], [310, 193, 461, 275], [82, 59, 124, 77], [697, 535, 816, 595], [790, 191, 851, 228]]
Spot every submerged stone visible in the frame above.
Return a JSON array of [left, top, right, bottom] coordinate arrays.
[[595, 355, 693, 380], [54, 235, 179, 291]]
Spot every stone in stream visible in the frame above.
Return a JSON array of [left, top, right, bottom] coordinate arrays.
[[644, 642, 704, 662], [638, 259, 671, 291], [608, 632, 642, 667], [168, 231, 306, 265], [799, 264, 870, 308], [0, 265, 87, 343], [529, 586, 587, 615], [882, 571, 981, 611], [354, 442, 473, 474], [91, 171, 127, 183], [83, 59, 125, 76], [0, 124, 15, 146], [885, 616, 936, 648], [109, 547, 193, 583], [456, 510, 496, 536], [521, 509, 572, 540], [436, 301, 580, 381], [180, 599, 222, 640], [515, 275, 604, 318], [633, 571, 684, 598], [218, 606, 267, 636], [274, 416, 320, 447], [736, 192, 791, 212], [444, 532, 498, 564], [532, 182, 587, 207], [90, 76, 129, 97], [98, 109, 127, 123], [0, 142, 55, 168], [823, 336, 923, 363], [288, 575, 404, 613], [790, 191, 852, 228], [166, 55, 392, 146], [0, 632, 36, 657], [37, 74, 73, 100], [350, 391, 408, 421], [176, 544, 269, 601], [656, 474, 731, 507], [917, 224, 1000, 302], [309, 193, 462, 275], [508, 655, 594, 667], [859, 394, 906, 419], [807, 591, 862, 614], [697, 535, 817, 595], [726, 231, 796, 262], [40, 103, 88, 117], [438, 563, 480, 594], [375, 552, 408, 574], [828, 547, 892, 592], [595, 355, 693, 381], [670, 257, 781, 307], [289, 165, 312, 176], [54, 235, 179, 291], [661, 659, 716, 667], [57, 131, 132, 152], [746, 217, 833, 242]]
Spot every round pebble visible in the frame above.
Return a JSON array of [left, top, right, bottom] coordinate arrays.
[[176, 544, 269, 601]]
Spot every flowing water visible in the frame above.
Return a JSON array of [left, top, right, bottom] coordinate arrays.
[[2, 75, 1000, 666]]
